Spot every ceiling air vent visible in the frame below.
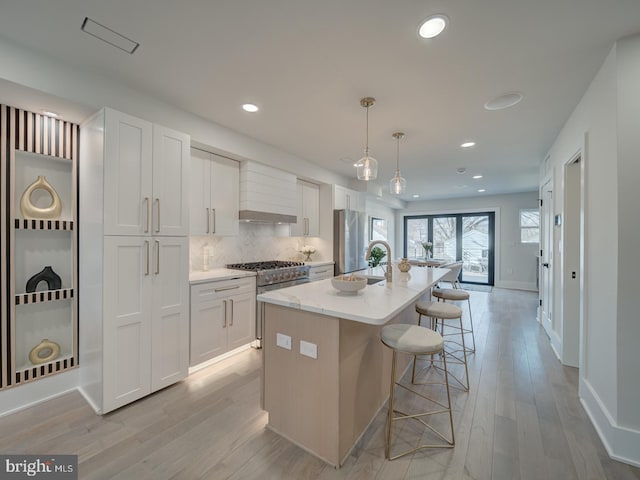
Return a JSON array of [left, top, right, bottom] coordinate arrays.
[[81, 17, 139, 54]]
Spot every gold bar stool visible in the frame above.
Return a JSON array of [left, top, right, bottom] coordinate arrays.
[[432, 287, 475, 353], [380, 324, 455, 460], [415, 301, 469, 392]]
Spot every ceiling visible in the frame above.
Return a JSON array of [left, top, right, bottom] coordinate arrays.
[[1, 0, 639, 201]]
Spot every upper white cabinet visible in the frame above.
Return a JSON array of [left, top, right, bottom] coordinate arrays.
[[104, 109, 189, 236], [189, 149, 239, 236], [334, 185, 365, 212], [291, 180, 320, 237]]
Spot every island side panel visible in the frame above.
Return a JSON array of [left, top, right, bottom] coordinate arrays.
[[263, 303, 341, 466], [338, 298, 418, 463]]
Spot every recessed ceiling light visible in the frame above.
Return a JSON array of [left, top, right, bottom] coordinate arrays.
[[81, 17, 139, 54], [242, 103, 259, 113], [412, 194, 420, 198], [461, 141, 475, 148], [484, 92, 524, 111], [478, 189, 486, 193], [42, 110, 59, 118], [456, 167, 466, 174], [418, 15, 448, 39], [472, 175, 483, 179]]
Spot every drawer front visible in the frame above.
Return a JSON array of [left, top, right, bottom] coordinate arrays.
[[309, 265, 334, 282], [191, 277, 256, 303]]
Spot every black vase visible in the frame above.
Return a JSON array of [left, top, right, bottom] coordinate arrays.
[[25, 266, 62, 293]]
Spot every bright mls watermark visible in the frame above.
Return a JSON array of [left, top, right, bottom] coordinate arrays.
[[0, 455, 77, 479]]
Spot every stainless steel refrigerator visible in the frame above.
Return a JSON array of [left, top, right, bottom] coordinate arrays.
[[333, 209, 368, 275]]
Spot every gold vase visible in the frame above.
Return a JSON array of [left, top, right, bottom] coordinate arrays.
[[20, 175, 62, 219], [398, 258, 412, 272]]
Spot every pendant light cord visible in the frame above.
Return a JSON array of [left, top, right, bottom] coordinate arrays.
[[365, 106, 369, 155]]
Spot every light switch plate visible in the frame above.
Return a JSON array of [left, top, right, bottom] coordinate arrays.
[[300, 340, 318, 359], [276, 333, 292, 350]]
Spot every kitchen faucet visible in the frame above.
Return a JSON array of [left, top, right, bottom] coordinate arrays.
[[365, 240, 392, 283]]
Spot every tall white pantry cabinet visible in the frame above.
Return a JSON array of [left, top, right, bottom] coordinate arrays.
[[79, 108, 190, 414]]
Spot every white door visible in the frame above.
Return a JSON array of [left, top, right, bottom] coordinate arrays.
[[227, 292, 256, 350], [190, 299, 227, 365], [151, 236, 189, 391], [540, 179, 553, 336], [103, 236, 152, 413], [210, 154, 239, 236], [103, 109, 153, 236], [152, 125, 190, 236], [189, 149, 212, 235]]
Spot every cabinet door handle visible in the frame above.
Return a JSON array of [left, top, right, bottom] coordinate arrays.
[[206, 207, 210, 233], [212, 208, 216, 234], [145, 240, 150, 276], [223, 300, 227, 327], [214, 285, 240, 293], [144, 197, 150, 233], [155, 240, 160, 275], [229, 299, 234, 326], [306, 218, 309, 235], [155, 198, 160, 233]]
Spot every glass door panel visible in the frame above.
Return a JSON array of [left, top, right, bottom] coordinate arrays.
[[405, 217, 429, 258], [462, 215, 489, 283], [432, 217, 457, 262]]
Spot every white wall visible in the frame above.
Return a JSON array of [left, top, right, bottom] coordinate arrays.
[[541, 34, 640, 466], [0, 37, 348, 188], [396, 191, 539, 290], [365, 197, 397, 257]]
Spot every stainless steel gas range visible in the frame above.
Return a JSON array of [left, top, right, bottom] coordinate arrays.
[[226, 261, 310, 348]]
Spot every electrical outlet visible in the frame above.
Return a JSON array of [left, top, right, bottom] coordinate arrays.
[[300, 340, 318, 359], [276, 333, 292, 350]]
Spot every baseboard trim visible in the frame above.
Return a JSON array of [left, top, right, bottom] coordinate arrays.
[[494, 280, 538, 291], [580, 377, 640, 467], [0, 369, 78, 417]]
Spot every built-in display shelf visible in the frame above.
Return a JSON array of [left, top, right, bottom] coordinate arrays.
[[15, 288, 74, 306], [16, 354, 75, 379], [14, 218, 74, 231]]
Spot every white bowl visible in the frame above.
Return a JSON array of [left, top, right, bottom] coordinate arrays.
[[331, 275, 367, 294]]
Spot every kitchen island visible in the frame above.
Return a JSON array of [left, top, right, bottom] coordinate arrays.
[[257, 266, 448, 467]]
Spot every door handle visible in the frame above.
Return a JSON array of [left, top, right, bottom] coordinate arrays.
[[212, 208, 216, 234], [155, 198, 160, 233], [223, 300, 227, 328], [229, 299, 234, 326], [543, 263, 549, 268], [144, 197, 150, 233], [144, 240, 150, 276], [155, 240, 160, 274], [206, 207, 210, 233]]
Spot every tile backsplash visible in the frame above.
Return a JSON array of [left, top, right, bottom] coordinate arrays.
[[190, 223, 329, 271]]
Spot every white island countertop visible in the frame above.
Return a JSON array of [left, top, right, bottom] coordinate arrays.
[[257, 266, 449, 325]]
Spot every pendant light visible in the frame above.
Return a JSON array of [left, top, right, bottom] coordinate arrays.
[[355, 97, 378, 181], [390, 132, 406, 195]]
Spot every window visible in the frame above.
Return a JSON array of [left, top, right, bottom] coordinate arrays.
[[520, 209, 540, 243]]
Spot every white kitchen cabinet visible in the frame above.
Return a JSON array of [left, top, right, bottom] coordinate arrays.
[[189, 149, 239, 236], [334, 185, 365, 212], [190, 277, 256, 366], [102, 236, 189, 412], [308, 263, 335, 282], [291, 180, 320, 237], [79, 108, 190, 414], [104, 109, 189, 236]]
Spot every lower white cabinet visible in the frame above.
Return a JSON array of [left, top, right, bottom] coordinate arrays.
[[84, 236, 189, 414], [190, 277, 256, 366], [308, 264, 335, 281]]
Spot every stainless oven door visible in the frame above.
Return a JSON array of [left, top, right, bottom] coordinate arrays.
[[255, 277, 310, 348]]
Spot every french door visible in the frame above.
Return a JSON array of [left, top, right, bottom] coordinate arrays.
[[404, 212, 495, 285]]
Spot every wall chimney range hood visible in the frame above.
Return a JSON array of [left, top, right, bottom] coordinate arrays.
[[239, 161, 298, 223]]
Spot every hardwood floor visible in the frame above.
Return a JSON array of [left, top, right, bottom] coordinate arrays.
[[1, 288, 639, 479]]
